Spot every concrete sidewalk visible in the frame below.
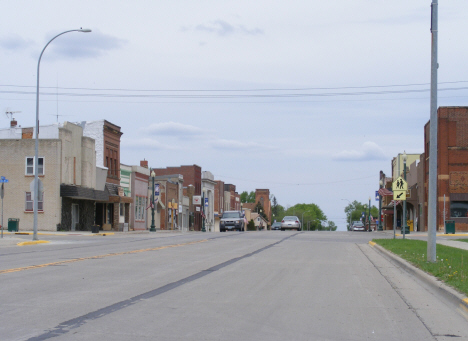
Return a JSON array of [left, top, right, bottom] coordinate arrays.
[[0, 229, 188, 247]]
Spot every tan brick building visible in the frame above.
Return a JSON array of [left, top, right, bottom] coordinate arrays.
[[0, 122, 106, 231]]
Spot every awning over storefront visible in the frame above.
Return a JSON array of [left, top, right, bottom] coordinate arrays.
[[105, 183, 133, 203], [60, 184, 109, 201], [378, 188, 393, 196]]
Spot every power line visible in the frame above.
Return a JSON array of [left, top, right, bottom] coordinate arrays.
[[1, 86, 468, 99], [2, 94, 467, 105], [1, 80, 468, 92], [215, 174, 376, 186]]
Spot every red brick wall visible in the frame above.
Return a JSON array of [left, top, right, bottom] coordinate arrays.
[[103, 121, 123, 185], [255, 189, 271, 222], [224, 184, 236, 210], [214, 180, 224, 214], [425, 107, 468, 231]]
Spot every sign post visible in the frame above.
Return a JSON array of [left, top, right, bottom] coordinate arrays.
[[392, 176, 408, 237], [0, 176, 9, 238]]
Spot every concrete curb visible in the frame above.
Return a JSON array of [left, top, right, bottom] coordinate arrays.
[[17, 240, 50, 246], [12, 232, 115, 237], [368, 241, 468, 312]]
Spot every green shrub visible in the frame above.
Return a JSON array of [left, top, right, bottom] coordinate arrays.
[[247, 219, 256, 231]]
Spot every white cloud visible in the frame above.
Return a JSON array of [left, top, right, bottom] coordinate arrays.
[[186, 20, 264, 37], [0, 34, 34, 51], [45, 30, 126, 59], [211, 139, 275, 152], [333, 141, 387, 161], [141, 122, 206, 137], [121, 138, 176, 151]]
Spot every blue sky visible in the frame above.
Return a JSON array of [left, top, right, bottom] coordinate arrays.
[[2, 1, 468, 230]]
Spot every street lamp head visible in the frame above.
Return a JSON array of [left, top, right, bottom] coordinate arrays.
[[151, 170, 155, 177], [79, 28, 92, 33], [403, 150, 407, 163]]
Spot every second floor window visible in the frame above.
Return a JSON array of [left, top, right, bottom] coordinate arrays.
[[25, 157, 44, 175]]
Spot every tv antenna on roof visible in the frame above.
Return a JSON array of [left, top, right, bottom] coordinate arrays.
[[5, 109, 21, 123]]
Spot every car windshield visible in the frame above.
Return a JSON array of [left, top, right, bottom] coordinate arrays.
[[223, 212, 240, 218], [283, 216, 298, 221]]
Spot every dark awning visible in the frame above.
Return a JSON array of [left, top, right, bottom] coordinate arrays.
[[60, 184, 109, 201]]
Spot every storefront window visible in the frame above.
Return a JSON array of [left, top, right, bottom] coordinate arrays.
[[450, 201, 468, 218]]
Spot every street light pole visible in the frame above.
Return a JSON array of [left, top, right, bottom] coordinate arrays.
[[428, 0, 438, 262], [341, 199, 351, 231], [33, 28, 91, 241], [202, 192, 206, 232], [403, 152, 409, 238], [368, 197, 372, 232], [150, 170, 156, 232], [378, 179, 383, 231]]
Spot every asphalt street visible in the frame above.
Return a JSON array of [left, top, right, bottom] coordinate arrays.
[[1, 231, 467, 340]]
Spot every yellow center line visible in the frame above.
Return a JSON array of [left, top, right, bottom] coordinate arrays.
[[0, 239, 207, 275]]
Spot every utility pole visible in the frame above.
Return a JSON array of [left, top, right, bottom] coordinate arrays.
[[428, 0, 438, 262]]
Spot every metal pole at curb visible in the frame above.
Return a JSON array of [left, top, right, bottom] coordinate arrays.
[[0, 177, 8, 238], [428, 0, 438, 262]]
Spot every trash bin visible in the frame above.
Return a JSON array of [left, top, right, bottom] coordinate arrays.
[[8, 218, 19, 232], [91, 225, 100, 233], [445, 220, 455, 234]]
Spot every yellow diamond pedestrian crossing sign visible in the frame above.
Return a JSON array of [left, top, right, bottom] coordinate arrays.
[[392, 177, 408, 200], [392, 177, 407, 191]]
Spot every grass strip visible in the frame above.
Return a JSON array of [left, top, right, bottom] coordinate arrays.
[[456, 239, 468, 244], [373, 239, 468, 296]]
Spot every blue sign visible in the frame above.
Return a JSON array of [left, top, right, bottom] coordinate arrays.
[[154, 184, 160, 197], [0, 176, 8, 183], [204, 197, 209, 207], [375, 191, 379, 201]]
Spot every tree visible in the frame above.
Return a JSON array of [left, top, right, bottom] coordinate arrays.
[[253, 201, 268, 220], [344, 200, 379, 230], [247, 219, 256, 231], [325, 221, 337, 231], [282, 203, 328, 231], [240, 191, 256, 203], [270, 195, 285, 223]]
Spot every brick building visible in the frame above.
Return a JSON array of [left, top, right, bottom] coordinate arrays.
[[128, 161, 150, 231], [81, 120, 131, 231], [153, 165, 202, 230], [150, 174, 183, 230], [224, 184, 240, 211], [424, 106, 468, 232], [0, 121, 107, 231], [255, 189, 271, 222], [214, 180, 224, 231]]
